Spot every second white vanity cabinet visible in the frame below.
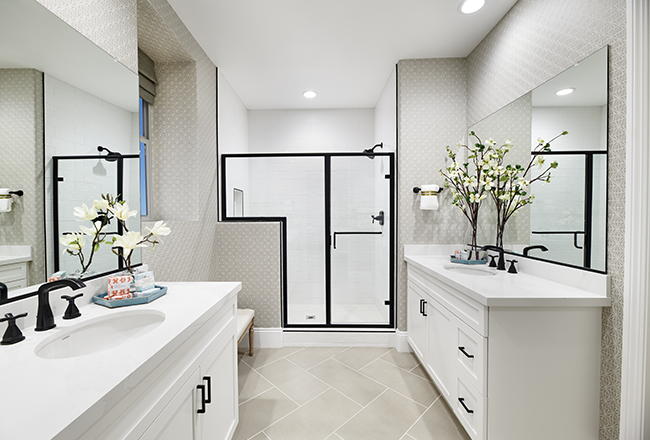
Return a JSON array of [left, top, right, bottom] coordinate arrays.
[[406, 259, 606, 440]]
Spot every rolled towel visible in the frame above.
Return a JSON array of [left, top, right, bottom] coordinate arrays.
[[420, 184, 440, 210]]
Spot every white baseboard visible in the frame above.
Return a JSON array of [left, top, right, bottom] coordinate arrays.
[[239, 328, 411, 349]]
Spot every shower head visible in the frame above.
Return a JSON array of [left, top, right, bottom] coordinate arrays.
[[97, 146, 122, 162], [363, 142, 383, 159]]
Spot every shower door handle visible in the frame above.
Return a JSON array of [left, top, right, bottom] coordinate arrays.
[[332, 231, 382, 249]]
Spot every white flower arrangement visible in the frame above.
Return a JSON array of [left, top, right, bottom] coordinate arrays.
[[60, 193, 171, 276]]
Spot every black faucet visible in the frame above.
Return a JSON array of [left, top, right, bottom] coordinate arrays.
[[481, 245, 506, 270], [0, 282, 7, 302], [35, 279, 85, 332], [523, 245, 549, 256]]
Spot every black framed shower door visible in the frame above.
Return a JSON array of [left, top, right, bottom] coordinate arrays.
[[220, 153, 395, 329]]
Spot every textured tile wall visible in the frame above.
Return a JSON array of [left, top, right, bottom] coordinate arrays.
[[466, 0, 626, 437], [396, 58, 469, 332], [0, 69, 45, 285], [36, 0, 138, 73]]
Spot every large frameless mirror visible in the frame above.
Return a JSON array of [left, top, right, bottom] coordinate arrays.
[[470, 46, 608, 272]]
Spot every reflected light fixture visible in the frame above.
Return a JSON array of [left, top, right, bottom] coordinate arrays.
[[303, 90, 317, 99], [556, 88, 575, 96], [459, 0, 485, 14]]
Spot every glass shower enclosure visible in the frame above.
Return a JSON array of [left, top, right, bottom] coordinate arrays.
[[221, 153, 395, 328]]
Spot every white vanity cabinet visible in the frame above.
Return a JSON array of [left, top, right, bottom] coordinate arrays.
[[407, 262, 604, 440]]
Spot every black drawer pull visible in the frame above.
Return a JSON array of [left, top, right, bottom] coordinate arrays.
[[419, 299, 424, 315], [458, 397, 474, 414], [203, 376, 212, 404], [459, 347, 475, 358], [422, 300, 427, 316], [197, 384, 206, 414]]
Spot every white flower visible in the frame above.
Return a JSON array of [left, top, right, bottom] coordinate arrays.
[[146, 221, 171, 237], [456, 141, 462, 147], [537, 138, 544, 144], [60, 233, 85, 251], [486, 138, 496, 146], [112, 231, 147, 250], [79, 221, 105, 236], [109, 203, 137, 221], [93, 199, 109, 211], [73, 204, 96, 222]]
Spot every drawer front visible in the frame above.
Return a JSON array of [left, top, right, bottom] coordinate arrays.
[[454, 377, 486, 440], [408, 265, 487, 336], [0, 263, 26, 283], [454, 314, 487, 395]]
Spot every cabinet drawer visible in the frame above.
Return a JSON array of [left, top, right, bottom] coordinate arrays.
[[454, 377, 486, 440], [0, 263, 26, 283], [454, 315, 487, 395]]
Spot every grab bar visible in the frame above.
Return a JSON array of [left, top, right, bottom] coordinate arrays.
[[332, 231, 382, 249]]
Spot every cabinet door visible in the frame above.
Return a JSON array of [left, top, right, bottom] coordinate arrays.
[[197, 331, 238, 440], [407, 283, 428, 361], [140, 368, 200, 440], [426, 299, 455, 401]]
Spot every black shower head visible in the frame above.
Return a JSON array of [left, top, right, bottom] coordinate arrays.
[[363, 142, 383, 159], [97, 146, 121, 162]]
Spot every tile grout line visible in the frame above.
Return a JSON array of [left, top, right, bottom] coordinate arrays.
[[377, 357, 434, 383], [243, 346, 309, 371], [399, 394, 443, 440], [328, 388, 392, 439], [330, 357, 431, 410], [283, 355, 339, 390]]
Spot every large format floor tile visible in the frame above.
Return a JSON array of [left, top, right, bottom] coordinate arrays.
[[235, 347, 468, 440], [264, 388, 362, 440], [335, 389, 427, 440]]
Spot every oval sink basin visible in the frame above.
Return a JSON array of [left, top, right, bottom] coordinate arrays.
[[35, 310, 165, 359], [443, 265, 496, 277]]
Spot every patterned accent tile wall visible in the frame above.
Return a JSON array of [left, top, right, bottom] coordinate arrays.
[[396, 58, 469, 332], [215, 222, 283, 329], [0, 69, 45, 285], [466, 1, 626, 437], [36, 0, 138, 73]]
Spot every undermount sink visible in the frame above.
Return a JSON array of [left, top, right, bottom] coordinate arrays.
[[443, 265, 496, 277], [35, 310, 166, 359]]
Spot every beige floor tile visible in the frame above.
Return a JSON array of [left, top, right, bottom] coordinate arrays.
[[242, 347, 306, 369], [264, 389, 362, 440], [380, 349, 421, 370], [239, 361, 274, 403], [334, 347, 393, 371], [309, 359, 387, 406], [360, 359, 440, 407], [325, 434, 344, 440], [408, 399, 471, 440], [256, 358, 331, 405], [286, 346, 349, 369], [403, 435, 417, 440], [409, 363, 433, 382], [336, 389, 426, 440], [232, 387, 298, 440], [250, 433, 271, 440]]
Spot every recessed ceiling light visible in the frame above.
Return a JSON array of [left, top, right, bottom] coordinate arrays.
[[556, 88, 575, 96], [303, 90, 317, 99], [458, 0, 485, 14]]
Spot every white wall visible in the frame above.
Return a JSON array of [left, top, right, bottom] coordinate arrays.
[[44, 74, 138, 276], [248, 108, 374, 153], [218, 71, 249, 217]]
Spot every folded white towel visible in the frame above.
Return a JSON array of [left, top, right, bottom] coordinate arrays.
[[420, 184, 440, 210]]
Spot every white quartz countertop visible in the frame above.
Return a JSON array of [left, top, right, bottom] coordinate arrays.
[[0, 245, 32, 265], [405, 254, 610, 307], [0, 281, 241, 440]]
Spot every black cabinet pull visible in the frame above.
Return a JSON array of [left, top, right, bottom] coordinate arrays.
[[419, 299, 424, 315], [197, 384, 206, 414], [458, 347, 475, 358], [203, 376, 212, 404], [422, 300, 427, 317], [458, 397, 474, 414]]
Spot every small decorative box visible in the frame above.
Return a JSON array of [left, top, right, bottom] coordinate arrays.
[[92, 285, 168, 308], [449, 256, 488, 265]]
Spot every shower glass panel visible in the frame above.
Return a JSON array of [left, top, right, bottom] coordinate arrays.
[[53, 155, 141, 275], [228, 156, 327, 325], [529, 152, 606, 270], [330, 156, 390, 324]]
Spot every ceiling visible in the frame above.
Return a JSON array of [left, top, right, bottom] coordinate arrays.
[[165, 0, 519, 110]]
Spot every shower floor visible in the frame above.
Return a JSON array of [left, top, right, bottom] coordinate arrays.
[[287, 304, 387, 325]]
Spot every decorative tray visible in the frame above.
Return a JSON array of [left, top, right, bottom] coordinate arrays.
[[92, 285, 167, 308], [449, 256, 487, 265]]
